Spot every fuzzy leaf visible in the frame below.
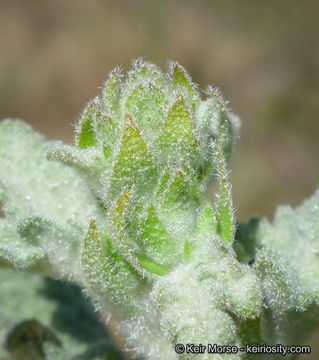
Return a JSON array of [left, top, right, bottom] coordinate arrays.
[[162, 170, 199, 210], [255, 189, 319, 313], [110, 191, 149, 278], [157, 95, 199, 166], [0, 120, 97, 277], [197, 202, 217, 243], [0, 120, 95, 225], [111, 190, 131, 232], [212, 139, 235, 244], [95, 112, 119, 161], [172, 63, 195, 95], [124, 84, 169, 142], [171, 62, 199, 110], [158, 168, 200, 240], [77, 101, 98, 149], [138, 257, 169, 276], [0, 219, 45, 270], [253, 189, 319, 347], [138, 204, 180, 268], [81, 220, 144, 311], [101, 66, 122, 116], [110, 115, 156, 198], [47, 144, 103, 180]]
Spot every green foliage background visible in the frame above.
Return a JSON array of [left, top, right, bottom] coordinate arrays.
[[0, 1, 318, 359]]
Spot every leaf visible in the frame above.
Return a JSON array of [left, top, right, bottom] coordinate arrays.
[[138, 204, 180, 268], [157, 95, 199, 166], [155, 168, 172, 198], [0, 219, 45, 271], [126, 58, 166, 90], [138, 257, 169, 276], [183, 239, 192, 261], [82, 220, 145, 310], [17, 217, 55, 246], [163, 170, 199, 211], [224, 269, 261, 319], [194, 93, 240, 188], [111, 190, 131, 232], [212, 139, 235, 244], [255, 188, 319, 312], [124, 84, 169, 143], [0, 120, 96, 276], [158, 168, 200, 240], [253, 189, 319, 345], [171, 63, 199, 111], [197, 202, 217, 243], [77, 101, 98, 149], [101, 66, 122, 116], [110, 191, 151, 278], [47, 144, 102, 179], [0, 120, 96, 226], [172, 63, 195, 95], [95, 113, 119, 161], [110, 115, 156, 198]]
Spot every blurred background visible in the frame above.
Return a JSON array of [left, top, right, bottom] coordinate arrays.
[[0, 0, 318, 358]]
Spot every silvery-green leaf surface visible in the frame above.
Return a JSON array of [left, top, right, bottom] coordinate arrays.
[[0, 59, 318, 360], [0, 119, 97, 278]]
